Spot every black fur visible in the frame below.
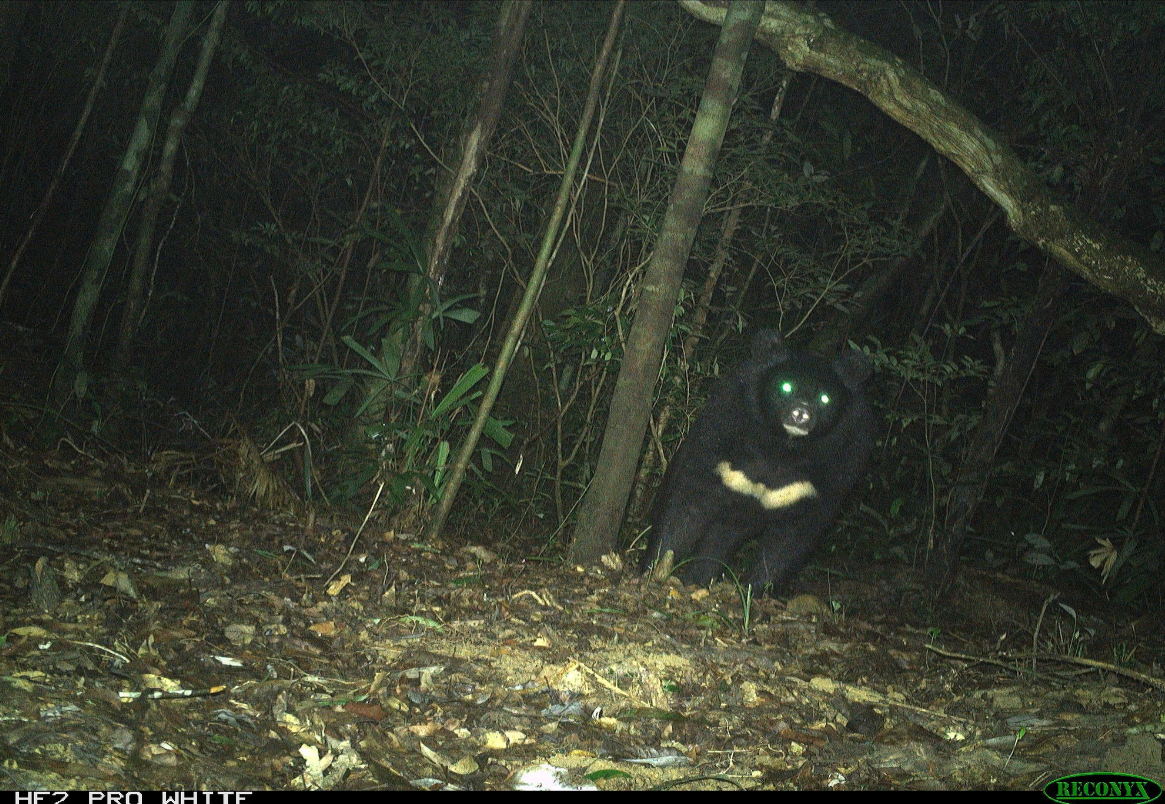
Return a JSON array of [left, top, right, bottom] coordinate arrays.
[[642, 330, 874, 590]]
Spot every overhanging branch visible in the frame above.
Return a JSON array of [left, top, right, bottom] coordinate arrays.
[[680, 0, 1165, 333]]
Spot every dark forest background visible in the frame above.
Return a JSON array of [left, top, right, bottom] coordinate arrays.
[[1, 1, 1163, 611]]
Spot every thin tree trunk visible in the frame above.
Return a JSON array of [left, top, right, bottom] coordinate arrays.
[[0, 4, 127, 312], [681, 70, 790, 359], [398, 0, 533, 385], [116, 0, 227, 364], [570, 0, 764, 564], [424, 1, 626, 543], [51, 0, 194, 404], [928, 114, 1145, 594], [626, 71, 792, 524], [929, 261, 1067, 593], [310, 118, 393, 424]]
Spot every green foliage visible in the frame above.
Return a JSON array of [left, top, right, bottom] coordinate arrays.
[[867, 295, 1165, 604], [542, 303, 627, 369], [302, 340, 512, 509], [357, 211, 482, 352]]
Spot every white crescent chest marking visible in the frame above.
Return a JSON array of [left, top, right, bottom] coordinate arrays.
[[714, 461, 817, 510]]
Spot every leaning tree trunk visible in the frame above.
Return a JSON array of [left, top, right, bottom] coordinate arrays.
[[116, 0, 227, 365], [626, 71, 792, 525], [51, 0, 194, 406], [423, 1, 626, 542], [928, 116, 1146, 594], [569, 0, 764, 564], [928, 262, 1068, 593], [397, 0, 533, 387], [0, 5, 127, 313]]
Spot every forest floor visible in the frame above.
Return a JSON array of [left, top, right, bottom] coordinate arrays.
[[1, 335, 1163, 791]]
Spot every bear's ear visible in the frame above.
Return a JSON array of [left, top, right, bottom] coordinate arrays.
[[834, 348, 872, 386], [750, 329, 790, 361]]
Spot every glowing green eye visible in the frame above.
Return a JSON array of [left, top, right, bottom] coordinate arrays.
[[781, 382, 792, 394], [820, 394, 830, 404]]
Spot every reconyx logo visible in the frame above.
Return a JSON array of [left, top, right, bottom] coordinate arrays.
[[1043, 773, 1162, 803]]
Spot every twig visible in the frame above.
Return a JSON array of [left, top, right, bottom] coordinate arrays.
[[325, 481, 385, 587]]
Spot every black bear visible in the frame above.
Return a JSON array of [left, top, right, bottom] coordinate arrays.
[[642, 329, 874, 591]]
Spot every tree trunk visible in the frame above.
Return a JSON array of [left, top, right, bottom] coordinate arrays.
[[929, 262, 1067, 593], [927, 105, 1146, 594], [0, 4, 127, 312], [398, 0, 533, 385], [423, 1, 625, 542], [116, 0, 227, 365], [51, 0, 195, 405], [569, 0, 764, 564]]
